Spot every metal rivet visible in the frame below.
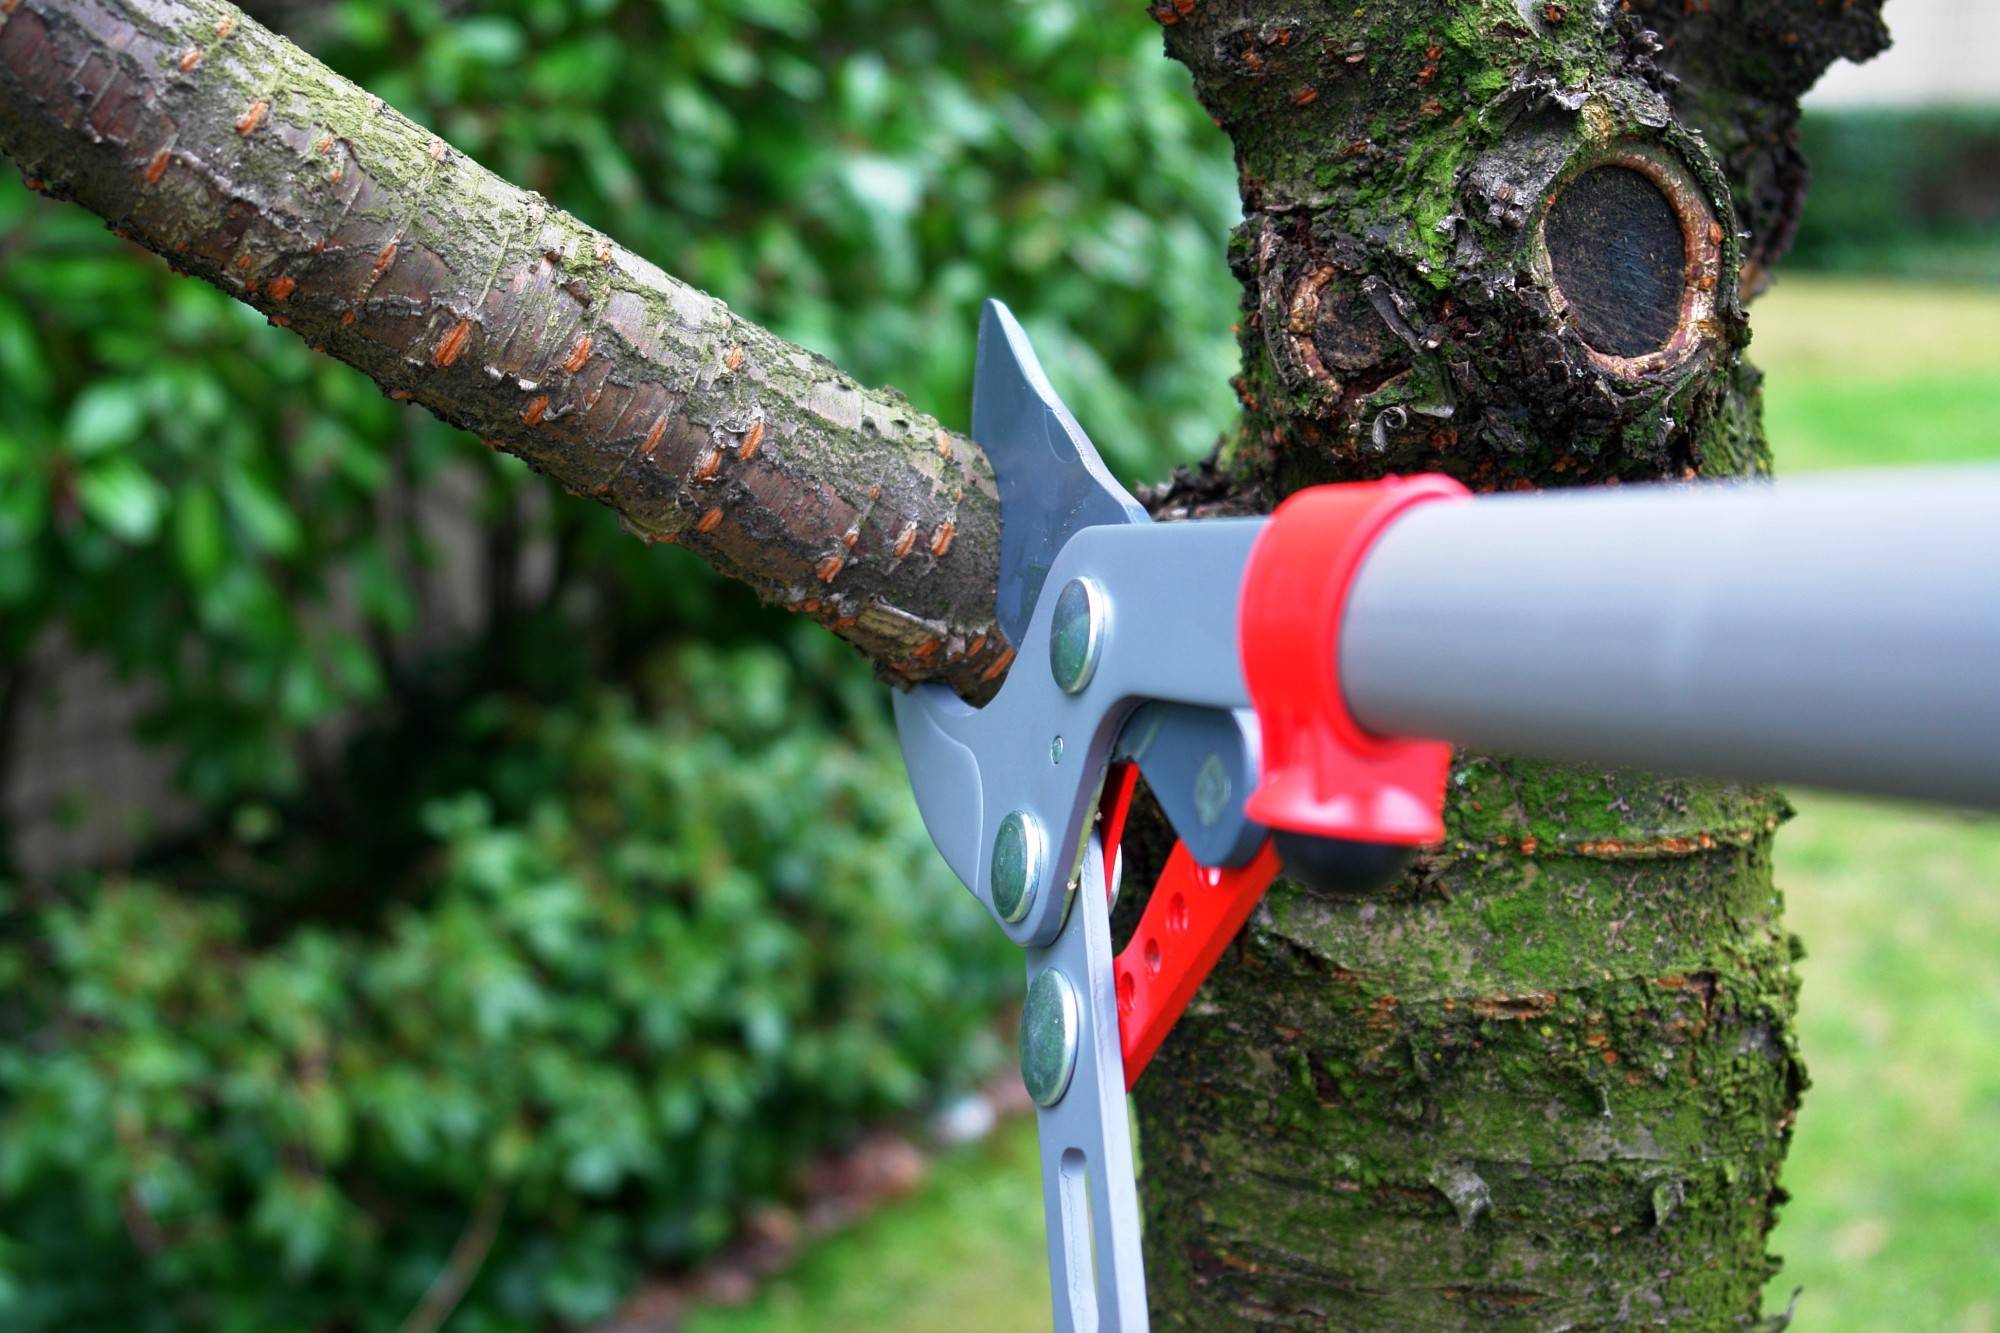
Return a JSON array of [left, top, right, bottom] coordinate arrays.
[[1050, 735, 1065, 766], [1049, 577, 1105, 695], [990, 809, 1045, 924], [1020, 968, 1080, 1107]]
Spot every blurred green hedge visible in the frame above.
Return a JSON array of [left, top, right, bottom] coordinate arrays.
[[1, 637, 1017, 1328], [1789, 107, 2000, 285], [0, 0, 1239, 1326]]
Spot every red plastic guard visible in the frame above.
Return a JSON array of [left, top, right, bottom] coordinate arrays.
[[1106, 476, 1466, 1087], [1238, 475, 1467, 846]]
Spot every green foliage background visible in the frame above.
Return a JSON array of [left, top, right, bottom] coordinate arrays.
[[0, 1, 1241, 1326]]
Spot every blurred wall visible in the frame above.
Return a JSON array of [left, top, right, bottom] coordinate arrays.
[[2, 462, 529, 876], [1810, 0, 2000, 106]]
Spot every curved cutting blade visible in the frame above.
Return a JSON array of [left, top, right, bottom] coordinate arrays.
[[974, 300, 1150, 643]]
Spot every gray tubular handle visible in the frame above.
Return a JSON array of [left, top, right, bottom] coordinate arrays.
[[1340, 468, 2000, 808]]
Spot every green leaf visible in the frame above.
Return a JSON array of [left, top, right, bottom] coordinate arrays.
[[445, 16, 525, 65], [0, 298, 51, 403], [78, 456, 166, 542], [64, 382, 146, 456], [843, 154, 923, 219], [173, 486, 224, 582], [353, 541, 414, 632], [222, 467, 301, 557]]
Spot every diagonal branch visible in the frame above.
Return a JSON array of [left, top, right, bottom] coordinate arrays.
[[0, 0, 1010, 695]]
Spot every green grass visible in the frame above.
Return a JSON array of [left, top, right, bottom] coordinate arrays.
[[1758, 278, 2000, 475], [683, 1119, 1050, 1333], [1765, 796, 2000, 1332], [1753, 277, 2000, 1332], [688, 278, 2000, 1332]]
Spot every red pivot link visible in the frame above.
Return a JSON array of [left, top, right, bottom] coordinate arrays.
[[1097, 762, 1142, 901], [1114, 836, 1281, 1087], [1098, 764, 1281, 1087]]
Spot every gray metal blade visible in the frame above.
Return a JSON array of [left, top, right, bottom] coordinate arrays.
[[973, 299, 1149, 643], [893, 517, 1265, 944]]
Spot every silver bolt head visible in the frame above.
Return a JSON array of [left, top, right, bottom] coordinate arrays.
[[990, 809, 1045, 924], [1049, 577, 1105, 695], [1020, 968, 1080, 1107]]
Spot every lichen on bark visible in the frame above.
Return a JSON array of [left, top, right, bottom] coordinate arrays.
[[1131, 0, 1882, 1325]]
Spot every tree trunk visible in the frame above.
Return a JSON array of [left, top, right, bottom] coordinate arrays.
[[1130, 1, 1883, 1326], [3, 0, 1892, 1323]]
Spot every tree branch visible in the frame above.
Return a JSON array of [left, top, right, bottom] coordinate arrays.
[[0, 0, 1010, 695]]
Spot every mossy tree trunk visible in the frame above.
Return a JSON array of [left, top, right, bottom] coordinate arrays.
[[1128, 1, 1885, 1326]]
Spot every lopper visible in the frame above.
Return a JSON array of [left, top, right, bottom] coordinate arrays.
[[891, 300, 2000, 1332]]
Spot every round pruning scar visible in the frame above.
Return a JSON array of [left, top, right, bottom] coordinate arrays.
[[1537, 142, 1726, 379]]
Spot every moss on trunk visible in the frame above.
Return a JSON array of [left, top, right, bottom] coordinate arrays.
[[1136, 760, 1802, 1327]]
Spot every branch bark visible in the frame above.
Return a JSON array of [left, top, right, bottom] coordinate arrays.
[[0, 0, 1010, 695]]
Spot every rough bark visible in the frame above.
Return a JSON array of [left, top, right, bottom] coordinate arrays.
[[0, 0, 1010, 695], [1129, 1, 1880, 1326]]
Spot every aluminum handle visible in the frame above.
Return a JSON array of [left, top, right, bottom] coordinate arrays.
[[1339, 468, 2000, 808]]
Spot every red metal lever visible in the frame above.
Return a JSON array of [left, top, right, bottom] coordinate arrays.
[[1113, 834, 1282, 1087]]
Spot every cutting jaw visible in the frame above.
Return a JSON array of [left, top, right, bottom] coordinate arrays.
[[892, 302, 1267, 948], [891, 301, 1461, 1333]]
